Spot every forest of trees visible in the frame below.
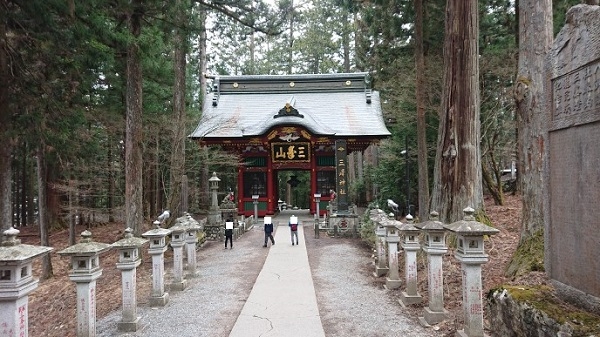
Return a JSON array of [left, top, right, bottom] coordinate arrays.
[[0, 0, 589, 277]]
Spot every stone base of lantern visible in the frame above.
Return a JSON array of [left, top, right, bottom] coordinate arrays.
[[455, 329, 491, 337], [118, 317, 141, 332], [149, 293, 169, 307], [384, 278, 402, 290], [418, 307, 449, 326], [374, 266, 389, 277], [170, 280, 188, 291], [399, 291, 422, 306]]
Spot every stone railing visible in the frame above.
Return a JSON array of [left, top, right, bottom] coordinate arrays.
[[369, 207, 499, 337], [0, 212, 219, 336], [203, 215, 250, 242]]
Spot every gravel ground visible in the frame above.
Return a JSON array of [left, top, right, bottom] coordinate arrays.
[[306, 235, 443, 337], [97, 226, 269, 337], [97, 223, 444, 337]]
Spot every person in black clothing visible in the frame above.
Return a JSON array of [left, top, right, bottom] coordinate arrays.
[[225, 217, 234, 249], [263, 216, 275, 247]]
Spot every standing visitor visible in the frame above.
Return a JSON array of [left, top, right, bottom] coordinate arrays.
[[225, 216, 234, 249], [263, 216, 275, 247], [289, 215, 299, 246]]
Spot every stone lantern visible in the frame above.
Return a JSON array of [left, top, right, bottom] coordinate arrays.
[[208, 172, 222, 226], [0, 227, 52, 337], [177, 213, 202, 278], [414, 211, 448, 325], [384, 218, 402, 290], [398, 214, 422, 305], [111, 227, 148, 332], [58, 230, 112, 337], [445, 207, 499, 337], [209, 172, 221, 208], [142, 221, 172, 306], [313, 193, 321, 239], [373, 210, 389, 277], [169, 222, 187, 291]]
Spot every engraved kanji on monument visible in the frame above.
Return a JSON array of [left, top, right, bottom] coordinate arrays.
[[546, 4, 600, 311], [414, 211, 449, 326], [58, 230, 112, 337], [111, 227, 147, 332]]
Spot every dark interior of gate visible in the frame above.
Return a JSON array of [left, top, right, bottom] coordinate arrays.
[[189, 72, 391, 217]]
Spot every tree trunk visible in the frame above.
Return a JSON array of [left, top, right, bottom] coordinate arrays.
[[506, 0, 552, 277], [68, 174, 76, 245], [20, 143, 28, 226], [168, 0, 188, 220], [287, 0, 294, 74], [125, 1, 144, 235], [200, 146, 210, 210], [36, 145, 53, 280], [430, 0, 483, 223], [342, 10, 351, 73], [0, 15, 12, 239], [198, 7, 207, 100], [514, 0, 552, 241], [107, 135, 115, 222], [414, 0, 430, 221]]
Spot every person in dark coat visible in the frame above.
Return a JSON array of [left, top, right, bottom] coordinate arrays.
[[225, 216, 234, 249], [263, 216, 275, 247], [289, 215, 299, 246]]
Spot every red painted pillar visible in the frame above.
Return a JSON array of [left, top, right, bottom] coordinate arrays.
[[310, 150, 317, 215], [267, 154, 274, 215], [237, 164, 244, 215]]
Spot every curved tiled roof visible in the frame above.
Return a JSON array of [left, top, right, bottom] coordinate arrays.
[[189, 73, 391, 140]]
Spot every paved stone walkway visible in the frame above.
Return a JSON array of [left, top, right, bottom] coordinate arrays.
[[229, 218, 326, 337]]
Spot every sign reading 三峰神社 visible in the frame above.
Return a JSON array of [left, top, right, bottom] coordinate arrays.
[[335, 140, 349, 212], [271, 142, 310, 162]]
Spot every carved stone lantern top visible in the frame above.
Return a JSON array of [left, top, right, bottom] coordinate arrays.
[[444, 207, 499, 237], [58, 230, 112, 257], [112, 228, 148, 250], [0, 227, 53, 262]]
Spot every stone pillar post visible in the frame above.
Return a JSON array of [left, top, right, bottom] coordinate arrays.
[[177, 213, 201, 278], [111, 228, 147, 332], [384, 219, 402, 289], [373, 211, 389, 277], [0, 227, 52, 337], [314, 193, 321, 239], [169, 224, 187, 291], [415, 211, 449, 326], [58, 231, 111, 337], [399, 214, 422, 305], [142, 222, 172, 307], [445, 207, 499, 337]]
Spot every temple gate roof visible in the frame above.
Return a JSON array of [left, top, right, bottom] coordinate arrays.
[[189, 72, 391, 141]]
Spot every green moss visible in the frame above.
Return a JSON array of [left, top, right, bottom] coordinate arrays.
[[359, 218, 376, 248], [474, 208, 494, 228], [506, 228, 545, 277], [500, 285, 600, 336]]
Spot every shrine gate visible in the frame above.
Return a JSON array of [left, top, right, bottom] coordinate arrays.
[[189, 72, 390, 217]]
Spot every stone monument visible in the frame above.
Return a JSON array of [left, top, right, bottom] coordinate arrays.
[[545, 4, 600, 313]]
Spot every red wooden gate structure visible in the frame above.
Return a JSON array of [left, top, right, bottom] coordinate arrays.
[[189, 73, 390, 217]]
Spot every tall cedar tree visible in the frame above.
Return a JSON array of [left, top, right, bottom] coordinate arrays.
[[430, 0, 484, 223], [507, 0, 553, 276], [0, 7, 11, 239], [126, 0, 145, 235], [414, 0, 430, 220], [168, 0, 189, 219]]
